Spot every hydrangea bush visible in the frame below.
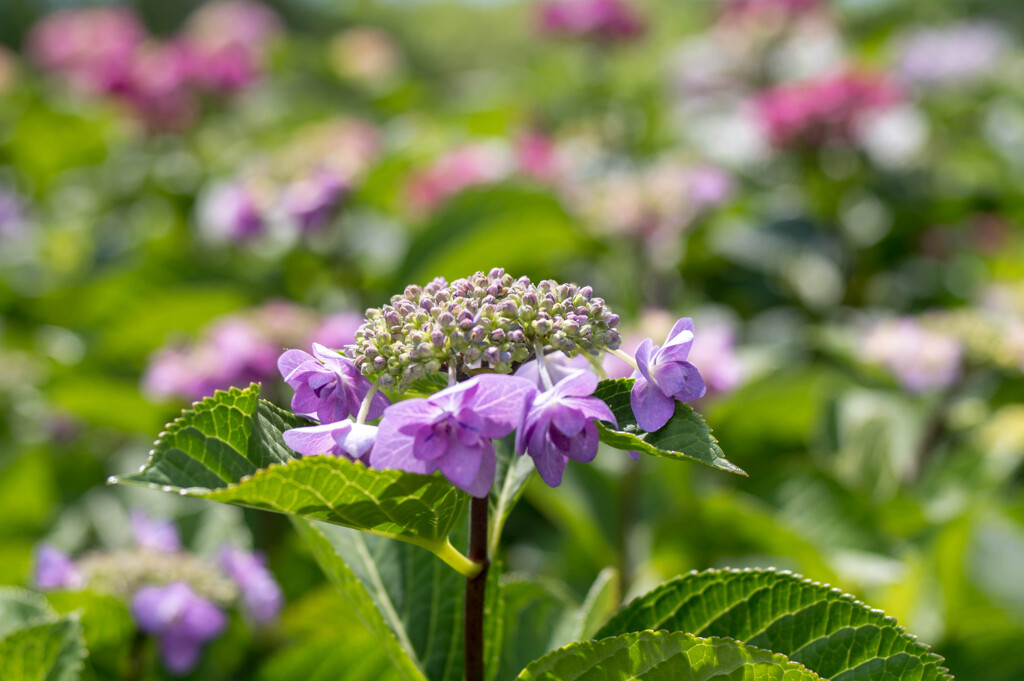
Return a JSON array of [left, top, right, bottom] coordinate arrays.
[[104, 269, 951, 681]]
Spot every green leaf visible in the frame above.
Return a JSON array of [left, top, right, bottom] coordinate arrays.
[[570, 567, 620, 641], [0, 589, 54, 639], [498, 577, 578, 681], [46, 591, 133, 653], [292, 517, 504, 681], [597, 569, 952, 681], [516, 630, 824, 680], [489, 437, 535, 556], [0, 615, 86, 681], [593, 379, 744, 475], [110, 385, 472, 572], [397, 184, 592, 286]]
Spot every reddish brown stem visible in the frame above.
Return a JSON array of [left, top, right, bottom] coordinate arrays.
[[464, 495, 489, 681]]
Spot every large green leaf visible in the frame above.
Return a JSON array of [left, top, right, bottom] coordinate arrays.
[[516, 630, 823, 680], [0, 615, 86, 681], [0, 589, 54, 639], [597, 569, 952, 681], [593, 379, 744, 475], [499, 577, 578, 681], [110, 385, 472, 572], [293, 517, 504, 681], [46, 591, 133, 653]]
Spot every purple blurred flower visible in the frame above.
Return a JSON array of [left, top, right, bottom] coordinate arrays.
[[123, 40, 198, 131], [283, 419, 378, 461], [133, 582, 227, 676], [280, 171, 347, 233], [537, 0, 645, 43], [33, 544, 83, 591], [219, 547, 283, 624], [630, 318, 706, 432], [371, 374, 537, 497], [898, 23, 1007, 87], [0, 189, 28, 239], [687, 166, 734, 208], [516, 370, 616, 486], [144, 316, 280, 402], [309, 312, 363, 351], [278, 344, 390, 424], [200, 182, 265, 242], [131, 511, 182, 553], [863, 318, 963, 393]]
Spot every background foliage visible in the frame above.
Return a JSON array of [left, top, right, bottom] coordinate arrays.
[[2, 0, 1024, 679]]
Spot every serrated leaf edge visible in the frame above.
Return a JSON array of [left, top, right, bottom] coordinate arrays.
[[603, 567, 951, 678]]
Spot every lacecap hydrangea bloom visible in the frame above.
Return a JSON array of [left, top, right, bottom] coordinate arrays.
[[279, 269, 709, 497], [32, 511, 284, 676]]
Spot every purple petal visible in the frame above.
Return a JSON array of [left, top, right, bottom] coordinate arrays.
[[551, 405, 587, 437], [462, 440, 497, 498], [278, 349, 315, 383], [283, 422, 343, 457], [366, 389, 392, 421], [437, 440, 485, 494], [413, 424, 448, 461], [160, 635, 204, 675], [33, 544, 82, 591], [565, 421, 599, 463], [664, 317, 695, 349], [132, 583, 190, 634], [332, 422, 378, 460], [633, 339, 655, 383], [565, 396, 616, 428], [180, 595, 227, 641], [652, 360, 706, 402], [630, 376, 675, 432], [530, 437, 568, 487], [131, 511, 182, 553], [459, 374, 537, 438], [371, 399, 439, 474], [549, 369, 599, 400]]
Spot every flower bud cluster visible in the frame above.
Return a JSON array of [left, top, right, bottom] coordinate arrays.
[[345, 268, 621, 391]]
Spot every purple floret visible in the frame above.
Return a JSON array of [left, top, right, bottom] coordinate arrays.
[[283, 419, 378, 461], [33, 544, 83, 591], [278, 343, 390, 424], [132, 582, 226, 676], [630, 317, 706, 432], [219, 547, 283, 624], [371, 374, 537, 497], [516, 370, 616, 487]]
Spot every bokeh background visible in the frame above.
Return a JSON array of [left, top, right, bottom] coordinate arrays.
[[2, 0, 1023, 679]]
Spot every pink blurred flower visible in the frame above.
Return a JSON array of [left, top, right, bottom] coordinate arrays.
[[537, 0, 645, 43], [122, 40, 199, 131], [863, 318, 963, 393], [182, 0, 282, 92], [406, 144, 513, 214], [516, 132, 563, 184], [27, 7, 145, 95], [754, 70, 902, 147]]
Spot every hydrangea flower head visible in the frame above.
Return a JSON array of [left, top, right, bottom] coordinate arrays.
[[282, 419, 378, 461], [219, 547, 283, 624], [630, 318, 706, 432], [132, 582, 227, 675], [372, 374, 537, 497], [278, 343, 390, 424], [516, 370, 616, 486], [863, 318, 963, 393], [347, 268, 621, 391]]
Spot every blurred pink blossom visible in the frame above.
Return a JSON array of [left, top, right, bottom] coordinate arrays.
[[406, 143, 514, 214], [863, 318, 963, 393], [754, 71, 902, 147], [537, 0, 645, 43]]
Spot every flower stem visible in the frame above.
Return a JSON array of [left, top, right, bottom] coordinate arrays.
[[465, 496, 489, 681], [585, 352, 610, 380], [448, 362, 458, 387], [608, 347, 639, 372], [534, 342, 554, 391], [355, 382, 380, 424]]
